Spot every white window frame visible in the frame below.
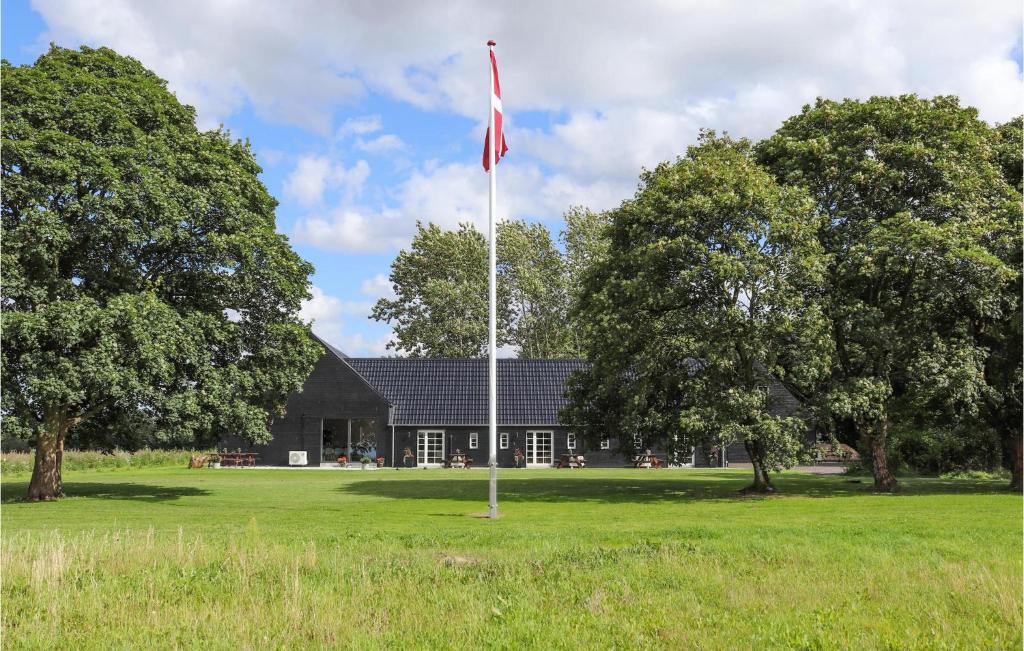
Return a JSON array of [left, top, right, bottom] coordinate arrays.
[[499, 432, 509, 449], [567, 432, 576, 449], [526, 430, 555, 467], [756, 384, 770, 397], [633, 434, 642, 449], [416, 430, 445, 467], [469, 432, 479, 449], [600, 438, 610, 450]]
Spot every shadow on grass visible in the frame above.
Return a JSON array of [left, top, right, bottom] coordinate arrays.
[[337, 472, 1014, 504], [1, 482, 210, 503]]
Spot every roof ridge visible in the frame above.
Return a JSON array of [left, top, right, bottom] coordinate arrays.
[[310, 332, 349, 360], [346, 357, 586, 362]]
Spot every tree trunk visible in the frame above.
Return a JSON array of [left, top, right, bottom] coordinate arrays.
[[26, 408, 68, 501], [742, 439, 775, 493], [1009, 434, 1023, 493], [863, 417, 897, 492]]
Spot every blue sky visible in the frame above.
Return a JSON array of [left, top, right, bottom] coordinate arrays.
[[4, 0, 1021, 355]]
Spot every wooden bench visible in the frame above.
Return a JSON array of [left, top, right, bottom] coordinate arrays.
[[557, 454, 586, 469], [217, 452, 259, 467], [632, 454, 663, 469], [445, 454, 473, 469]]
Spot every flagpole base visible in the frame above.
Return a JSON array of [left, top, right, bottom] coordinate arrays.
[[488, 462, 498, 518]]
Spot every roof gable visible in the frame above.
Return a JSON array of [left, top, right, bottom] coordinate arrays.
[[311, 333, 349, 360]]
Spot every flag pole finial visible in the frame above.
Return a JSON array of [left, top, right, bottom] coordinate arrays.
[[487, 39, 496, 46]]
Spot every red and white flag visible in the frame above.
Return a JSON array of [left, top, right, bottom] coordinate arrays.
[[482, 43, 508, 171]]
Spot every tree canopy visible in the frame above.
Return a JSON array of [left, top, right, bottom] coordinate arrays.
[[1, 46, 320, 499], [498, 219, 575, 358], [980, 115, 1023, 489], [371, 219, 582, 358], [371, 222, 499, 358], [755, 96, 1019, 491], [563, 134, 830, 491]]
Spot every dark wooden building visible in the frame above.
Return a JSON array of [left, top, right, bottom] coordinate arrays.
[[229, 337, 801, 468]]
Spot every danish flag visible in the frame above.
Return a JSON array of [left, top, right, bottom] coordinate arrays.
[[482, 41, 508, 171]]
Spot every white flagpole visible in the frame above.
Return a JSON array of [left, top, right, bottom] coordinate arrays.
[[487, 40, 498, 519]]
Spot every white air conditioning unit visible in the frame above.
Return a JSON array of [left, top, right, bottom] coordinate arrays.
[[288, 451, 308, 466]]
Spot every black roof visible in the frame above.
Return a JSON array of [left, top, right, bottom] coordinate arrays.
[[311, 333, 349, 360], [344, 358, 586, 425]]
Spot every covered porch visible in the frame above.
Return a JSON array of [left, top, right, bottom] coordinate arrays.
[[321, 417, 382, 466]]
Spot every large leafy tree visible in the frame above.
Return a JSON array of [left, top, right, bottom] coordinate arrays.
[[561, 206, 612, 356], [498, 220, 576, 358], [564, 134, 829, 492], [371, 222, 498, 357], [993, 116, 1022, 193], [372, 219, 576, 358], [981, 116, 1022, 490], [1, 46, 320, 500], [756, 96, 1018, 491]]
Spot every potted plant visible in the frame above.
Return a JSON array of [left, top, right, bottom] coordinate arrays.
[[513, 449, 525, 468], [376, 455, 386, 468], [337, 454, 348, 465], [360, 456, 372, 469], [210, 453, 221, 469]]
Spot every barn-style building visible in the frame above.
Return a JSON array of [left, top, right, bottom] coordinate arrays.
[[227, 336, 800, 468]]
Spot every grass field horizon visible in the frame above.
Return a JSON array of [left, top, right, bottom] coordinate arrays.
[[2, 467, 1020, 649]]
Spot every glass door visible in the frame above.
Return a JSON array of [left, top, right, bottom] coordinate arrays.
[[526, 431, 553, 466], [417, 430, 444, 466]]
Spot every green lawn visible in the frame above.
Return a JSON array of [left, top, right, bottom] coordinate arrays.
[[2, 467, 1020, 649]]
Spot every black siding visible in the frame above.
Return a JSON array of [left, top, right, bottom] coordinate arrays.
[[227, 349, 391, 466], [225, 343, 807, 469]]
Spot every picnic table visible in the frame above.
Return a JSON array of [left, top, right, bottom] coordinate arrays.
[[445, 453, 473, 469], [631, 453, 663, 469], [557, 453, 586, 469], [216, 451, 259, 467]]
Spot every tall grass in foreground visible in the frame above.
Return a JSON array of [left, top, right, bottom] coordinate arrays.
[[1, 448, 207, 475], [2, 469, 1020, 649], [4, 522, 1020, 650]]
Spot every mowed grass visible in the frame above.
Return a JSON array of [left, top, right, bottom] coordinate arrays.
[[1, 467, 1020, 650]]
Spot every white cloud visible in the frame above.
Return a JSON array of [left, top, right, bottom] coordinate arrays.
[[283, 156, 370, 207], [291, 158, 631, 252], [513, 85, 822, 183], [255, 148, 286, 167], [293, 209, 407, 253], [360, 274, 396, 301], [38, 0, 1023, 253], [337, 332, 394, 357], [34, 0, 1022, 132], [299, 285, 373, 322], [298, 285, 390, 356], [355, 134, 406, 154], [336, 115, 382, 140], [298, 285, 342, 325]]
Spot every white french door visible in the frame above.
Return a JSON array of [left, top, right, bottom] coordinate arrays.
[[525, 431, 553, 467], [417, 430, 444, 467]]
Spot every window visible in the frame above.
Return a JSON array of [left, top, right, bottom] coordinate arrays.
[[567, 433, 576, 449], [469, 432, 479, 449], [499, 432, 509, 449], [633, 434, 642, 449], [600, 438, 610, 450], [756, 385, 770, 403], [416, 430, 445, 466], [526, 431, 553, 465]]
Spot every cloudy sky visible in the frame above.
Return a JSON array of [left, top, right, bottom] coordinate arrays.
[[3, 0, 1021, 355]]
